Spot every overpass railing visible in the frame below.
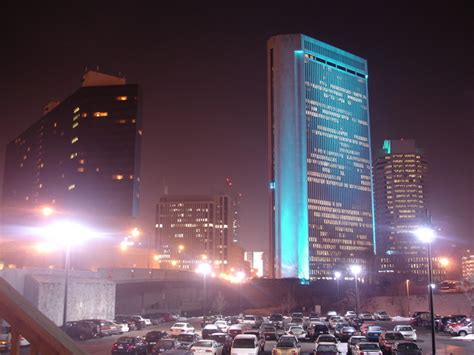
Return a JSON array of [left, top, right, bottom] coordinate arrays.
[[0, 277, 86, 355]]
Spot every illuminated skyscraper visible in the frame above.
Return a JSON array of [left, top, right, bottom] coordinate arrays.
[[268, 34, 375, 280]]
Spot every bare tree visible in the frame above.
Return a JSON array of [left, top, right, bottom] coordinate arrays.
[[212, 291, 227, 315]]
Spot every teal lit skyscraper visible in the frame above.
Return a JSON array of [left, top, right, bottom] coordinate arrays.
[[268, 34, 375, 280]]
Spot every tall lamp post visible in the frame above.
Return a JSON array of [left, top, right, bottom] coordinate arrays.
[[406, 279, 411, 318], [350, 265, 362, 316], [196, 263, 212, 317], [415, 227, 436, 354], [334, 271, 341, 300]]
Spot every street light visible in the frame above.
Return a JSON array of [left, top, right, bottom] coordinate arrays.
[[196, 263, 212, 317], [414, 227, 437, 354], [406, 279, 411, 317], [350, 265, 362, 316], [334, 271, 342, 300], [40, 206, 55, 217], [39, 220, 97, 329]]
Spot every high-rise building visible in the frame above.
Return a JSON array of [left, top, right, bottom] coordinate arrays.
[[268, 34, 375, 280], [156, 195, 230, 271], [374, 139, 436, 281], [462, 255, 474, 282], [244, 251, 265, 277], [2, 70, 142, 219]]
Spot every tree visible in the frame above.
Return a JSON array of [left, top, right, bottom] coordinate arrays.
[[212, 291, 227, 314]]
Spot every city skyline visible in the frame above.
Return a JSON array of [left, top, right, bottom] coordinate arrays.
[[1, 3, 472, 257]]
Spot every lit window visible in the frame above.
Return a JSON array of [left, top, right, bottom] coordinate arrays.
[[53, 122, 58, 128], [71, 137, 79, 144], [81, 112, 88, 118], [73, 107, 80, 113], [70, 153, 77, 159], [72, 114, 80, 121], [138, 129, 143, 135], [68, 184, 76, 190], [115, 119, 127, 124], [72, 122, 79, 128], [77, 167, 85, 173], [93, 112, 108, 117], [38, 184, 43, 188], [79, 159, 85, 164], [112, 174, 124, 180], [132, 119, 136, 123], [96, 168, 100, 172], [129, 175, 133, 180], [116, 96, 128, 101]]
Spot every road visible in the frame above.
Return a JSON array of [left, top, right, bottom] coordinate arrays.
[[75, 318, 474, 355]]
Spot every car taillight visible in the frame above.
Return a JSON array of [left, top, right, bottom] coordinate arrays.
[[205, 350, 213, 353], [291, 351, 297, 355]]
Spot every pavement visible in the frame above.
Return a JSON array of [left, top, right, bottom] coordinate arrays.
[[73, 318, 474, 355]]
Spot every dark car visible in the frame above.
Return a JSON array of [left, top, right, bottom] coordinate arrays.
[[314, 343, 339, 355], [261, 324, 279, 341], [152, 338, 179, 354], [65, 320, 97, 340], [392, 341, 423, 355], [202, 325, 220, 339], [146, 331, 170, 351], [337, 327, 356, 342], [83, 319, 114, 337], [111, 336, 147, 354], [209, 333, 233, 355], [378, 332, 404, 352], [309, 323, 329, 341], [269, 314, 284, 329], [347, 336, 367, 355], [177, 333, 200, 350], [366, 326, 384, 342], [201, 316, 217, 328]]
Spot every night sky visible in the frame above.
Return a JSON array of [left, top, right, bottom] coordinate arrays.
[[2, 2, 472, 255]]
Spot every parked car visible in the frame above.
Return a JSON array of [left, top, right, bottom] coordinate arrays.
[[202, 324, 221, 339], [359, 313, 375, 321], [352, 342, 382, 355], [347, 336, 367, 355], [215, 320, 229, 333], [315, 334, 337, 345], [242, 315, 257, 328], [231, 334, 260, 355], [191, 340, 223, 355], [308, 322, 329, 341], [114, 321, 130, 333], [391, 341, 423, 355], [271, 335, 301, 355], [269, 314, 284, 329], [373, 311, 391, 321], [328, 316, 344, 329], [111, 336, 148, 354], [365, 326, 384, 342], [359, 323, 375, 336], [129, 315, 152, 326], [169, 323, 195, 337], [286, 325, 306, 340], [451, 322, 473, 336], [393, 325, 417, 341], [261, 324, 279, 340], [337, 327, 357, 342], [83, 319, 114, 337], [65, 320, 97, 340], [345, 311, 357, 319], [115, 316, 138, 331], [227, 324, 244, 338], [177, 333, 201, 349], [0, 333, 9, 353], [145, 331, 169, 351], [314, 343, 340, 355], [152, 338, 179, 354], [209, 333, 233, 355], [243, 330, 265, 351], [378, 332, 404, 353]]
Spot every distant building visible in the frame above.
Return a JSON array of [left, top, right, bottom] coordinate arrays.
[[228, 242, 250, 274], [462, 255, 474, 282], [375, 139, 446, 282], [244, 251, 265, 277], [268, 34, 375, 280], [156, 195, 230, 271], [2, 70, 142, 219]]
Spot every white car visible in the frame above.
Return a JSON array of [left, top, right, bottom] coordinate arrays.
[[130, 315, 151, 326], [345, 311, 357, 319], [215, 320, 229, 333], [452, 322, 472, 336], [287, 326, 306, 340], [328, 316, 343, 329], [231, 334, 260, 355], [353, 342, 382, 355], [114, 321, 130, 333], [191, 339, 223, 355], [242, 315, 257, 327], [169, 322, 195, 336], [393, 325, 417, 341]]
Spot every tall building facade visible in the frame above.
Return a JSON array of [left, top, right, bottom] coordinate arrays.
[[2, 71, 142, 219], [462, 255, 474, 282], [374, 139, 442, 282], [157, 195, 230, 271], [268, 34, 375, 280]]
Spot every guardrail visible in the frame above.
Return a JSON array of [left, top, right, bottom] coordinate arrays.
[[0, 277, 86, 355]]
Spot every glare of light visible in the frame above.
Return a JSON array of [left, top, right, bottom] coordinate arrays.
[[414, 227, 436, 244], [34, 242, 57, 254], [196, 263, 212, 275], [211, 272, 216, 278], [153, 254, 160, 261], [178, 244, 184, 252], [430, 283, 436, 289], [41, 206, 54, 217], [40, 220, 97, 247], [350, 265, 362, 276], [334, 271, 342, 280], [120, 241, 128, 251], [131, 227, 140, 238], [235, 271, 246, 283], [201, 254, 208, 261], [171, 260, 177, 266], [439, 257, 449, 267]]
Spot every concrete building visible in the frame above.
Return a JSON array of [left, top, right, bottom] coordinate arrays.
[[462, 255, 474, 282], [156, 195, 231, 272], [268, 34, 375, 280], [244, 251, 265, 277]]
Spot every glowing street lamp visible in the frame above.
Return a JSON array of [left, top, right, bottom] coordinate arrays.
[[414, 227, 437, 354], [131, 227, 140, 238], [196, 263, 212, 316], [439, 257, 449, 268], [350, 265, 362, 316], [178, 245, 184, 253], [40, 206, 55, 217]]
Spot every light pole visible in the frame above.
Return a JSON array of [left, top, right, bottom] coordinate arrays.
[[196, 263, 212, 317], [415, 227, 436, 354], [406, 279, 411, 317], [334, 271, 341, 300], [350, 265, 362, 316]]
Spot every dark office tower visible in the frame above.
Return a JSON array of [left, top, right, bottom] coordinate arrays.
[[156, 195, 230, 271], [374, 139, 446, 281], [2, 71, 142, 220], [268, 34, 375, 280]]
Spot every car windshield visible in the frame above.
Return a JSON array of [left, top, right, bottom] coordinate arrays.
[[318, 336, 335, 342], [174, 323, 186, 328], [233, 339, 256, 348], [211, 335, 227, 343], [276, 340, 296, 348], [368, 326, 382, 331], [342, 327, 355, 332], [385, 333, 404, 340], [398, 343, 419, 350], [270, 315, 283, 321], [350, 337, 366, 344], [157, 340, 175, 348], [398, 327, 413, 331], [194, 341, 213, 348], [178, 334, 194, 342], [244, 316, 255, 321], [314, 325, 328, 331], [117, 337, 135, 344], [360, 343, 380, 350], [317, 344, 337, 351]]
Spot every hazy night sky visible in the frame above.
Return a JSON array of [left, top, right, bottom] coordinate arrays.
[[2, 2, 472, 255]]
